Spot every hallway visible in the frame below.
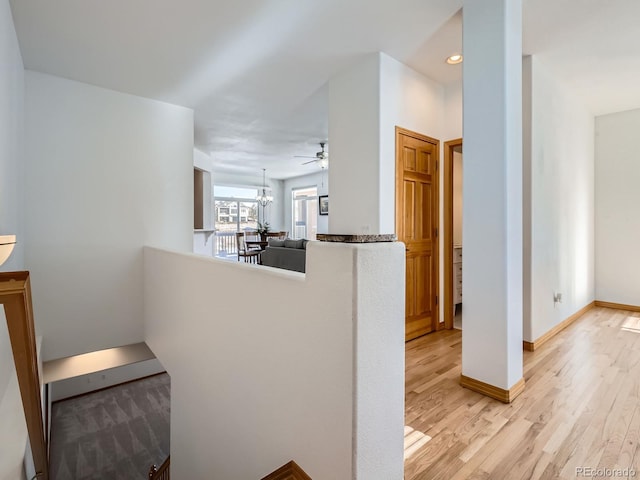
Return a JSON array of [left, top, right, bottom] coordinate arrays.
[[404, 307, 640, 479]]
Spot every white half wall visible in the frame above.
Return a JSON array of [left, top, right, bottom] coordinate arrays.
[[24, 71, 194, 361], [144, 241, 404, 480], [523, 56, 595, 342], [595, 108, 640, 306]]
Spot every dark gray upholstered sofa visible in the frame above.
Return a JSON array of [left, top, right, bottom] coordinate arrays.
[[260, 238, 307, 273]]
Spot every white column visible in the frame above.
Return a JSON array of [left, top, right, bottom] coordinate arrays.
[[461, 0, 524, 398], [328, 54, 382, 235]]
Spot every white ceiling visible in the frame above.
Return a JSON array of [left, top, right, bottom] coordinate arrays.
[[9, 0, 640, 179]]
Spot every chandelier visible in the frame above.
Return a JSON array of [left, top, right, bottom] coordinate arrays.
[[256, 168, 273, 207]]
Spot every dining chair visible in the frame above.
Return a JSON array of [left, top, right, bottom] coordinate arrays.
[[244, 230, 262, 251], [235, 232, 261, 263]]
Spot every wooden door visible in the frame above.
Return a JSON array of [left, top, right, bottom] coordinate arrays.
[[395, 127, 439, 341]]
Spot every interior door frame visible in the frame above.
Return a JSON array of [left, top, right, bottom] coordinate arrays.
[[395, 126, 441, 335], [443, 138, 463, 329]]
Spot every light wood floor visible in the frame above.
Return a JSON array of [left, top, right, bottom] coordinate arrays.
[[404, 307, 640, 480]]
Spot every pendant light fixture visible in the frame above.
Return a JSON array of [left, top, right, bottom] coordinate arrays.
[[256, 168, 273, 207]]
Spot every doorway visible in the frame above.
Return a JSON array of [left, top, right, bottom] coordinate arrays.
[[292, 186, 318, 240], [443, 139, 463, 329], [395, 127, 440, 341]]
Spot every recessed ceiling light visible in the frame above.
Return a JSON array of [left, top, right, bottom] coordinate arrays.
[[446, 54, 463, 65]]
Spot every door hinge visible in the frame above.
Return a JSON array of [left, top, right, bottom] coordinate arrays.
[[434, 227, 438, 237], [435, 160, 439, 170], [435, 295, 439, 305]]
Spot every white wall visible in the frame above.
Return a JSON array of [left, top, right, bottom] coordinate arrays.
[[328, 53, 381, 235], [214, 171, 285, 231], [144, 242, 405, 480], [24, 71, 194, 361], [0, 0, 24, 273], [283, 171, 329, 237], [194, 148, 213, 174], [523, 56, 595, 341], [329, 52, 449, 236], [595, 108, 640, 306], [443, 79, 463, 142], [379, 53, 446, 234], [0, 1, 28, 477]]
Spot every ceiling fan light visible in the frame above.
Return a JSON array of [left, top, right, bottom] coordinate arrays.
[[319, 158, 328, 169]]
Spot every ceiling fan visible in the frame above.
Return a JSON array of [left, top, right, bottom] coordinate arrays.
[[295, 142, 329, 168]]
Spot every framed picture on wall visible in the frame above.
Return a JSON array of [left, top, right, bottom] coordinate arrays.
[[319, 195, 329, 215]]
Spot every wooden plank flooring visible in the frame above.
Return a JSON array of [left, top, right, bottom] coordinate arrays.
[[404, 307, 640, 479]]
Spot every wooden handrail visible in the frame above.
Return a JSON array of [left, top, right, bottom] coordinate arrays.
[[149, 456, 170, 480], [261, 460, 311, 480], [0, 271, 48, 480]]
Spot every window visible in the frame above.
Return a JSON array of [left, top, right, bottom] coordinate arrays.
[[213, 185, 259, 257], [292, 186, 318, 240]]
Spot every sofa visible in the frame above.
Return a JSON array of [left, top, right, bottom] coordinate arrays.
[[260, 238, 307, 273]]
